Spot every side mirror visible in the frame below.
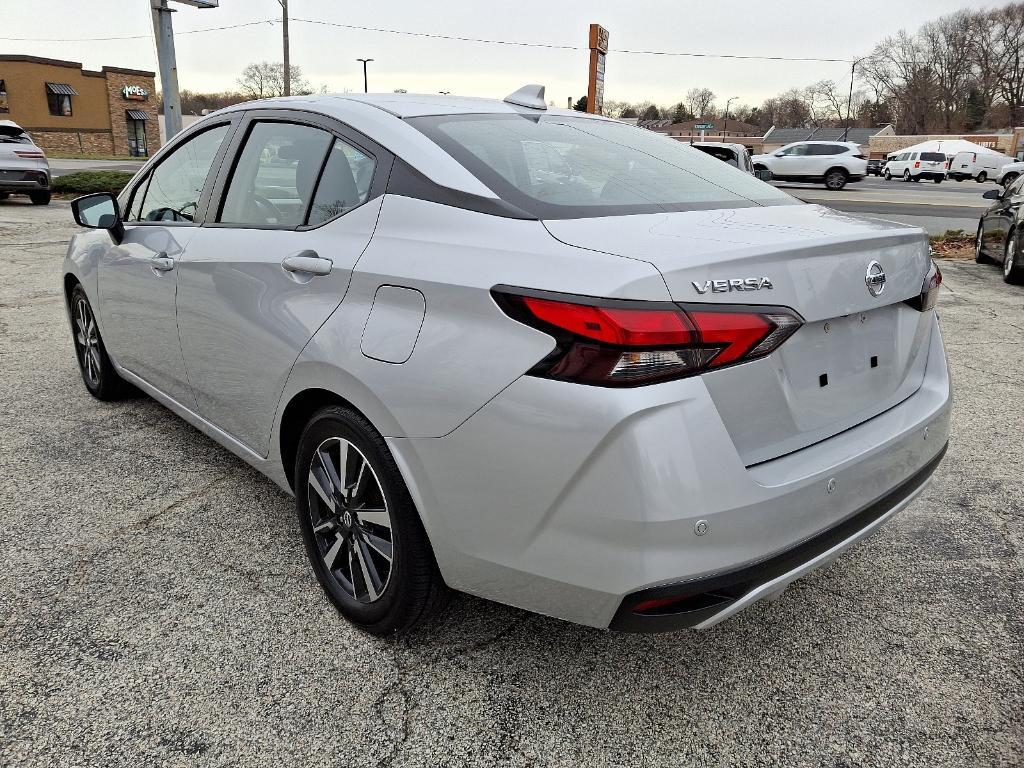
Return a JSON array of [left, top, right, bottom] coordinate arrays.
[[755, 169, 774, 182], [773, 152, 784, 158], [982, 189, 1002, 200], [72, 193, 124, 242]]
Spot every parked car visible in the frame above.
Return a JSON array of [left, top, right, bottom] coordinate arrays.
[[948, 150, 1015, 183], [976, 174, 1024, 284], [751, 141, 867, 189], [867, 157, 887, 176], [688, 141, 772, 180], [883, 150, 947, 183], [0, 120, 51, 205], [64, 88, 951, 634], [996, 161, 1023, 188]]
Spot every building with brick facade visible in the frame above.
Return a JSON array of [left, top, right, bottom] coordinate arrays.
[[0, 55, 161, 157]]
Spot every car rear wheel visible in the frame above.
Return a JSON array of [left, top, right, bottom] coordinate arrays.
[[295, 405, 448, 635], [977, 172, 988, 183], [1004, 231, 1024, 285], [933, 177, 942, 184], [69, 285, 133, 400], [824, 169, 847, 190], [30, 191, 51, 205]]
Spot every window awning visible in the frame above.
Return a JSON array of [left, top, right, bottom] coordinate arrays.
[[125, 109, 151, 121], [46, 82, 78, 96]]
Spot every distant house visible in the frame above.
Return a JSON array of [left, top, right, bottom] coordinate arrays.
[[762, 125, 895, 153]]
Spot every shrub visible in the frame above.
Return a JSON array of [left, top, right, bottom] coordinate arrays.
[[51, 171, 135, 196]]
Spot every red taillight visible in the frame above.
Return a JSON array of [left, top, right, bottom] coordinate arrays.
[[906, 260, 942, 312], [495, 290, 803, 386], [13, 150, 45, 159], [914, 161, 921, 168]]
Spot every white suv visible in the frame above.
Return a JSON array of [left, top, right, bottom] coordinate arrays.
[[883, 151, 947, 183], [752, 141, 867, 190]]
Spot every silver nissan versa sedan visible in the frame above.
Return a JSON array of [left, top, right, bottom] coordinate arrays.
[[64, 87, 951, 635]]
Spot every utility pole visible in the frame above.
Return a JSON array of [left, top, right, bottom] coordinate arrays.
[[277, 0, 290, 96], [356, 58, 373, 93], [843, 59, 859, 142], [725, 96, 737, 135], [150, 0, 217, 141]]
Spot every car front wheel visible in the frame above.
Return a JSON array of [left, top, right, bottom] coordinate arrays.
[[976, 225, 993, 264], [295, 406, 448, 635], [1003, 173, 1019, 188], [884, 169, 892, 180], [824, 169, 847, 190], [69, 285, 132, 400], [1005, 231, 1024, 285]]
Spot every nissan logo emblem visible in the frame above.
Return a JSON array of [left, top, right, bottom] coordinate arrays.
[[865, 261, 886, 297]]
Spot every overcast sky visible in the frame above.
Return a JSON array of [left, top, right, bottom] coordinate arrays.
[[1, 0, 992, 109]]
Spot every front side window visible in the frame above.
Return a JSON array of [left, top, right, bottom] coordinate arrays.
[[47, 92, 72, 117], [134, 123, 229, 222], [219, 122, 334, 227], [410, 114, 795, 219]]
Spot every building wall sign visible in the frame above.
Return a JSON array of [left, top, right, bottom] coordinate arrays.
[[586, 23, 609, 116], [122, 85, 149, 101]]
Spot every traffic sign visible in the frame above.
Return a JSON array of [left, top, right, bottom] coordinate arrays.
[[695, 123, 715, 130]]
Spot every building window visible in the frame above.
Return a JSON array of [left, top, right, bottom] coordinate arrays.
[[45, 82, 77, 116], [0, 80, 8, 113]]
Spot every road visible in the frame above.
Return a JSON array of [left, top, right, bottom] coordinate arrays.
[[1, 200, 1021, 767], [778, 176, 992, 235]]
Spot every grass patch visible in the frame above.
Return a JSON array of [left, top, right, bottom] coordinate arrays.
[[929, 229, 975, 259], [51, 171, 135, 197]]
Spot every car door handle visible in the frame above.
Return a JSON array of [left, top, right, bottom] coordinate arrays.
[[151, 253, 175, 272], [282, 251, 332, 276]]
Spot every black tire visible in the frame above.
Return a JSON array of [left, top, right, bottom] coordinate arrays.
[[975, 225, 993, 264], [1003, 173, 1019, 188], [824, 168, 848, 190], [933, 177, 942, 184], [30, 191, 51, 205], [0, 192, 9, 200], [977, 172, 987, 183], [295, 405, 448, 635], [903, 169, 912, 182], [884, 169, 892, 181], [1003, 229, 1024, 285], [69, 285, 133, 400]]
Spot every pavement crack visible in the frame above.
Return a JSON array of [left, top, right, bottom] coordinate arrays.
[[135, 474, 229, 528]]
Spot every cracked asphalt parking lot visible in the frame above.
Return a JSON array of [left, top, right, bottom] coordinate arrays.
[[1, 200, 1021, 767]]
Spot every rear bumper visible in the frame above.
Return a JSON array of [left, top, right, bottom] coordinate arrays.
[[389, 314, 952, 630], [609, 442, 946, 631], [0, 167, 50, 192], [913, 171, 946, 180]]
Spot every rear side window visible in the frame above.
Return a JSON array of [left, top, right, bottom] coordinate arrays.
[[220, 122, 333, 227], [307, 138, 376, 225], [410, 114, 795, 219], [810, 144, 847, 155], [134, 123, 229, 223]]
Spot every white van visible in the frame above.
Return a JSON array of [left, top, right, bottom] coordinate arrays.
[[948, 150, 1015, 183], [883, 150, 947, 183]]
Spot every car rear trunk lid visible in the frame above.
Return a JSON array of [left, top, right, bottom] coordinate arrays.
[[544, 204, 934, 464]]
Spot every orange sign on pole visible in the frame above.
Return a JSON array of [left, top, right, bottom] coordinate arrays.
[[587, 23, 609, 115]]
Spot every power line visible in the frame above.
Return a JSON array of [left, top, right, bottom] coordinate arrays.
[[292, 17, 856, 63], [0, 18, 273, 42]]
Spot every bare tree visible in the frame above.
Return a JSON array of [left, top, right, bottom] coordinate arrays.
[[921, 11, 975, 131], [862, 32, 936, 134], [685, 87, 716, 118], [989, 3, 1024, 127], [237, 62, 311, 99]]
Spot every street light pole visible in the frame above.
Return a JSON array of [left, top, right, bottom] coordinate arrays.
[[356, 58, 373, 93], [725, 96, 737, 134], [151, 0, 182, 139], [843, 59, 859, 142]]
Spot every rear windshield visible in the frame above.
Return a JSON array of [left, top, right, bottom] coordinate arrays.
[[920, 152, 946, 162], [409, 114, 796, 219]]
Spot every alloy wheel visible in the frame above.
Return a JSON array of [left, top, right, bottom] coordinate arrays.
[[903, 170, 911, 181], [1006, 235, 1018, 278], [307, 437, 394, 603], [74, 296, 101, 388]]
